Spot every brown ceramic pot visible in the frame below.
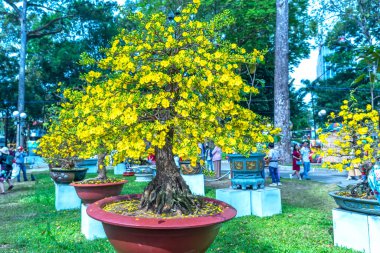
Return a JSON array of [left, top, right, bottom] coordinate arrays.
[[50, 168, 88, 184], [70, 180, 127, 204], [87, 194, 237, 253]]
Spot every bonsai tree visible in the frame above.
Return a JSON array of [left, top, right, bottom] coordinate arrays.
[[44, 1, 279, 214], [38, 104, 83, 170], [319, 96, 380, 197], [39, 87, 120, 180]]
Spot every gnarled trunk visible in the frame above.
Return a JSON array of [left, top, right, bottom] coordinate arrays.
[[97, 153, 107, 180], [140, 131, 198, 215]]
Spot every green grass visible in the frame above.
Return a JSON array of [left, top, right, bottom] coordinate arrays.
[[0, 172, 361, 253]]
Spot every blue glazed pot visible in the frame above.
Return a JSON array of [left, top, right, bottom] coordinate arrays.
[[329, 191, 380, 216]]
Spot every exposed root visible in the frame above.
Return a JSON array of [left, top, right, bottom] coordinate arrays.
[[139, 176, 204, 215]]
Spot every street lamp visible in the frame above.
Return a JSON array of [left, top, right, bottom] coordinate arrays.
[[318, 109, 326, 117], [12, 110, 27, 148]]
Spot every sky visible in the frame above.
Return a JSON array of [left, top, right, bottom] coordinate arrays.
[[291, 48, 318, 89]]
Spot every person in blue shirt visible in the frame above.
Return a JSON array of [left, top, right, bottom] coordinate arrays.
[[16, 146, 35, 182]]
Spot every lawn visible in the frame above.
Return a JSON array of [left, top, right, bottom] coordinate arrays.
[[0, 171, 360, 253]]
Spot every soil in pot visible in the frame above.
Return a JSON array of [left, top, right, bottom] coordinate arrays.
[[71, 178, 127, 204]]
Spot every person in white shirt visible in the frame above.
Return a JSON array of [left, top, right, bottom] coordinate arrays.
[[300, 141, 311, 180], [266, 143, 281, 186]]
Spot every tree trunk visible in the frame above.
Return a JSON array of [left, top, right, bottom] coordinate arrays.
[[97, 153, 107, 180], [139, 130, 199, 215], [17, 0, 27, 148], [274, 0, 291, 163]]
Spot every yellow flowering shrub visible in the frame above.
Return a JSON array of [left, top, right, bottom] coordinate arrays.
[[39, 0, 279, 167], [319, 97, 380, 173]]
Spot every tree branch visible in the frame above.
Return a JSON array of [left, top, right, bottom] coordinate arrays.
[[4, 0, 21, 16], [28, 3, 63, 13], [27, 15, 72, 40]]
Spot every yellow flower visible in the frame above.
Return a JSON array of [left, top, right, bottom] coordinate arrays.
[[161, 99, 170, 108]]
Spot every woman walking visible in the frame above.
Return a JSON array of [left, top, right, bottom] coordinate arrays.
[[212, 146, 222, 178], [291, 144, 302, 180]]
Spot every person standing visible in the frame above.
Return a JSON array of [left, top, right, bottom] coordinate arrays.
[[267, 143, 281, 186], [0, 147, 14, 191], [212, 146, 222, 178], [291, 144, 302, 180], [0, 169, 6, 194], [198, 143, 205, 160], [16, 146, 35, 182], [300, 141, 311, 180], [205, 145, 213, 171]]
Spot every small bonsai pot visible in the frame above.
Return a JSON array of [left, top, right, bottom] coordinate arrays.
[[87, 194, 237, 253], [70, 180, 127, 204], [50, 167, 88, 184]]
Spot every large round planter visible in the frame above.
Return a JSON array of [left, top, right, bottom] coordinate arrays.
[[329, 191, 380, 216], [70, 180, 127, 204], [50, 168, 88, 184], [87, 194, 237, 253]]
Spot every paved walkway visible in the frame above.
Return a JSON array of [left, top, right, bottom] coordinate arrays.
[[27, 157, 359, 187], [221, 160, 358, 187]]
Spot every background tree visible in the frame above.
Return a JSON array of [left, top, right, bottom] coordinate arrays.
[[311, 0, 380, 111], [0, 0, 121, 144], [274, 0, 291, 162]]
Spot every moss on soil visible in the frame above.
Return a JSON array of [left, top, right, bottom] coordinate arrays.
[[74, 178, 125, 184], [103, 198, 224, 218]]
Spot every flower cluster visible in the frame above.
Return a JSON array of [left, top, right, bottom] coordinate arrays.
[[319, 98, 380, 172]]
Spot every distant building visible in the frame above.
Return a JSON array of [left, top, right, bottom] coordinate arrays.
[[316, 46, 335, 80]]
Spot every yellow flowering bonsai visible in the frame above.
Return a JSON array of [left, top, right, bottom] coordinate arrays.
[[319, 96, 380, 197], [38, 105, 83, 170], [41, 0, 279, 214]]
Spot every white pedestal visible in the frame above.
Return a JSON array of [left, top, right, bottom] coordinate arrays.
[[76, 159, 98, 173], [135, 174, 153, 182], [216, 188, 251, 217], [368, 215, 380, 252], [332, 208, 380, 253], [250, 188, 282, 217], [216, 188, 282, 217], [81, 204, 106, 240], [114, 163, 126, 175], [86, 165, 98, 174], [182, 174, 205, 196], [55, 183, 81, 211]]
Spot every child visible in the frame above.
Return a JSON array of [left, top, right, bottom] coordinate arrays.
[[0, 169, 6, 194]]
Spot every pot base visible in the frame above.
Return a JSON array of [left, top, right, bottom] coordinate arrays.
[[87, 194, 237, 253], [103, 223, 220, 253]]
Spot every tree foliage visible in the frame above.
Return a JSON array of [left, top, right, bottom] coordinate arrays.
[[311, 0, 380, 111]]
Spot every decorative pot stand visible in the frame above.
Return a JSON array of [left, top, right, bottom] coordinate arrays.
[[333, 208, 380, 253], [81, 204, 106, 240], [181, 173, 205, 196], [216, 187, 282, 217], [114, 163, 126, 175], [54, 183, 81, 211]]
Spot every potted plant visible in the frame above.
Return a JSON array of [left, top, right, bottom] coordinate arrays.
[[54, 1, 279, 251], [38, 119, 88, 184], [319, 95, 380, 214], [38, 97, 127, 204]]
